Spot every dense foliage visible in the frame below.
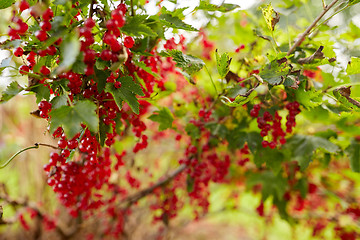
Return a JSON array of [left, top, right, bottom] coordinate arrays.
[[0, 0, 360, 239]]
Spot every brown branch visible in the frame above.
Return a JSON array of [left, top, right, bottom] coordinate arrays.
[[287, 0, 339, 55], [130, 0, 135, 16], [89, 0, 95, 18], [0, 191, 76, 240], [36, 143, 60, 150], [122, 164, 188, 207]]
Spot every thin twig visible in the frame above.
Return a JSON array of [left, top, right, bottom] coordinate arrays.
[[205, 65, 218, 95], [36, 143, 60, 150], [122, 164, 187, 207], [0, 143, 59, 169], [89, 0, 95, 19], [287, 0, 339, 55], [130, 0, 135, 16], [0, 193, 69, 239]]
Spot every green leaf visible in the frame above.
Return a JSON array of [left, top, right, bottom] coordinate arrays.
[[105, 77, 144, 115], [196, 1, 240, 12], [94, 68, 109, 93], [247, 171, 287, 200], [222, 91, 257, 107], [261, 3, 280, 32], [0, 82, 23, 103], [32, 85, 51, 103], [185, 123, 201, 140], [133, 61, 160, 79], [95, 58, 110, 70], [148, 108, 174, 131], [349, 0, 360, 6], [0, 0, 15, 9], [119, 76, 144, 96], [295, 83, 322, 109], [122, 15, 157, 37], [254, 147, 284, 174], [159, 13, 198, 31], [346, 57, 360, 75], [160, 50, 204, 75], [260, 59, 290, 85], [345, 140, 360, 172], [72, 60, 86, 74], [50, 95, 68, 109], [205, 123, 228, 139], [49, 100, 99, 139], [216, 50, 231, 79], [186, 175, 195, 193], [56, 33, 80, 74], [286, 135, 339, 170], [98, 117, 111, 147], [295, 178, 308, 199], [226, 129, 246, 150], [54, 0, 68, 5], [246, 132, 263, 153]]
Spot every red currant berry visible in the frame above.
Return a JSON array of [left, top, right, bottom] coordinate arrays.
[[79, 27, 92, 38], [114, 81, 122, 88], [279, 137, 286, 145], [103, 33, 116, 45], [250, 109, 259, 117], [61, 149, 70, 158], [35, 30, 48, 41], [43, 8, 54, 21], [39, 111, 48, 118], [19, 0, 30, 12], [40, 66, 50, 75], [100, 49, 112, 61], [263, 111, 273, 122], [84, 65, 94, 76], [14, 47, 24, 57], [110, 41, 122, 52], [58, 139, 67, 149], [43, 164, 51, 172], [38, 49, 47, 57], [19, 65, 30, 74], [17, 22, 29, 34], [117, 3, 127, 14], [261, 140, 269, 148], [47, 178, 56, 186], [269, 141, 276, 149], [46, 45, 57, 55], [260, 130, 268, 137], [54, 38, 62, 45], [67, 140, 78, 149], [84, 18, 95, 28], [253, 104, 261, 111], [40, 21, 52, 31], [124, 36, 134, 48], [83, 49, 96, 64], [106, 19, 117, 31]]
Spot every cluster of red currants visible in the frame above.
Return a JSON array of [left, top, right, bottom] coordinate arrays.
[[250, 101, 301, 149], [38, 100, 52, 118]]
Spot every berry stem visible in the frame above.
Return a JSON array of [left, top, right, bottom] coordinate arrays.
[[0, 144, 39, 169], [0, 143, 60, 169], [205, 65, 218, 95]]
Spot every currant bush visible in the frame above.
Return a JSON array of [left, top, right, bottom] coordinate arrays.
[[0, 0, 359, 239]]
